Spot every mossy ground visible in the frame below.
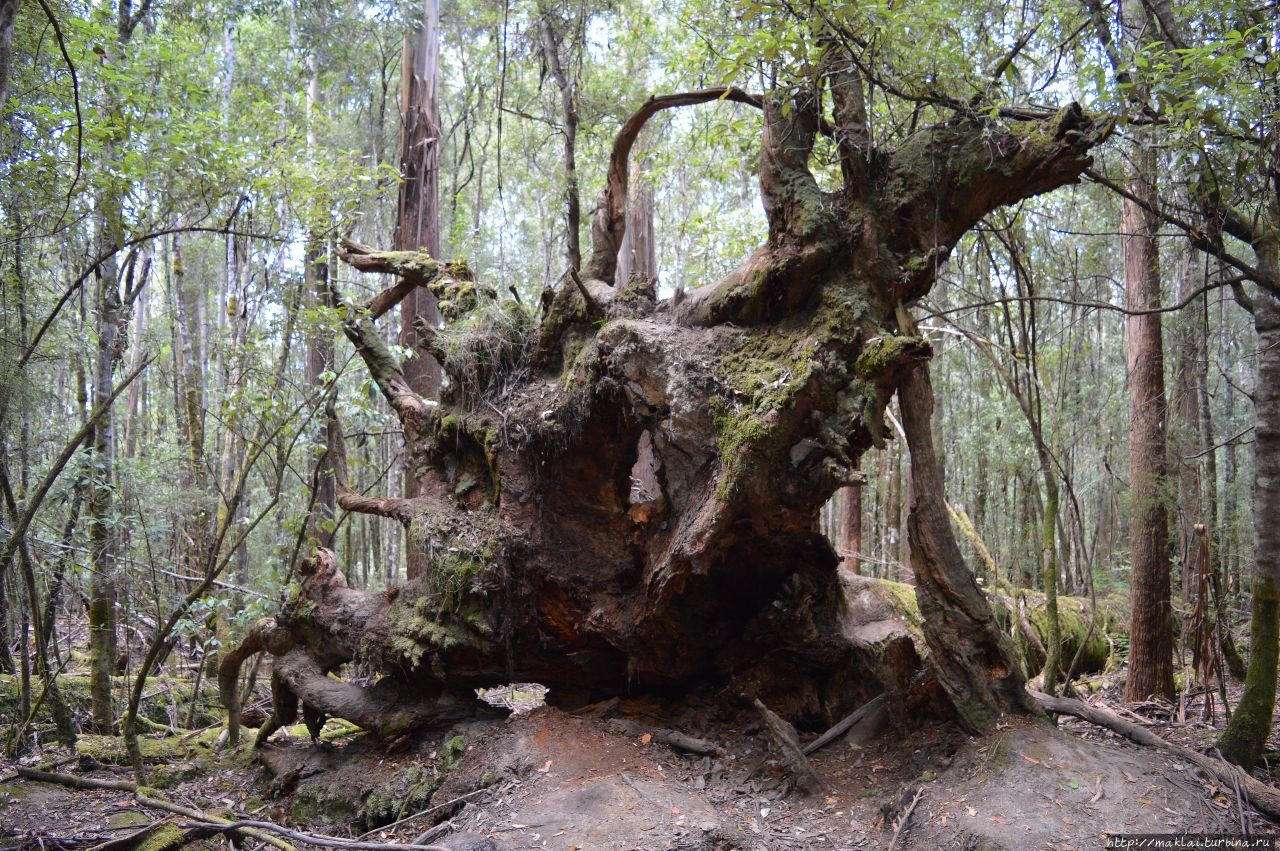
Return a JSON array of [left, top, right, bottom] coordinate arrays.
[[0, 671, 222, 730], [75, 727, 225, 786], [290, 733, 469, 830]]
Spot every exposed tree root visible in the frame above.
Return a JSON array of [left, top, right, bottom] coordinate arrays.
[[219, 81, 1113, 754], [1031, 690, 1280, 821]]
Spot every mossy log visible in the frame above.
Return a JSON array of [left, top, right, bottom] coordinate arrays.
[[223, 72, 1108, 744], [852, 575, 1123, 680]]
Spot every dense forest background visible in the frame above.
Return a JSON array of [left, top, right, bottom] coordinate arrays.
[[3, 0, 1280, 803]]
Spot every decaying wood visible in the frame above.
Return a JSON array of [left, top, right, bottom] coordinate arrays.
[[223, 78, 1110, 751], [606, 717, 725, 756], [754, 698, 822, 794], [803, 694, 888, 755], [1031, 691, 1280, 821]]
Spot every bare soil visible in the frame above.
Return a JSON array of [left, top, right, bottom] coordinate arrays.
[[3, 681, 1269, 851]]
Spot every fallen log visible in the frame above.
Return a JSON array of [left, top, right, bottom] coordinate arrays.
[[1030, 691, 1280, 821], [853, 574, 1123, 679]]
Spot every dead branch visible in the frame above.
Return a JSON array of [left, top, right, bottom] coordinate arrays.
[[336, 313, 433, 424], [335, 485, 416, 522], [753, 698, 822, 794], [606, 718, 725, 756], [15, 767, 294, 850], [803, 694, 888, 755], [886, 786, 924, 851], [1031, 690, 1280, 821], [177, 817, 452, 851]]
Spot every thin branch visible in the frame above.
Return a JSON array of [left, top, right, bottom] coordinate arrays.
[[32, 0, 82, 227], [16, 224, 275, 370], [924, 275, 1247, 319], [1084, 168, 1276, 294], [0, 356, 153, 576]]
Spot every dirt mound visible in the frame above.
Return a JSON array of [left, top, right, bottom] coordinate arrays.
[[246, 704, 1232, 850]]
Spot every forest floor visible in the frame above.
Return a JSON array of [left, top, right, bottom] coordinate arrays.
[[2, 672, 1275, 851]]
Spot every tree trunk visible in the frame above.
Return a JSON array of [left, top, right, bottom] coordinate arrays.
[[0, 0, 15, 121], [0, 0, 14, 122], [1120, 138, 1175, 701], [396, 0, 443, 578], [538, 13, 581, 273], [226, 82, 1108, 738], [616, 155, 656, 287], [1217, 244, 1280, 768], [1038, 449, 1062, 695], [838, 483, 862, 573], [899, 366, 1037, 729], [89, 196, 124, 736]]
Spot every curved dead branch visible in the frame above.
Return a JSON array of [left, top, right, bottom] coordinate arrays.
[[583, 87, 764, 285], [336, 485, 415, 522]]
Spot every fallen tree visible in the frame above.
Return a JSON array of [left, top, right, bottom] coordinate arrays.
[[847, 574, 1123, 682], [223, 49, 1110, 742]]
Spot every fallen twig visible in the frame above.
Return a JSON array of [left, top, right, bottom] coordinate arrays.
[[354, 785, 498, 839], [886, 786, 924, 851], [182, 818, 453, 851]]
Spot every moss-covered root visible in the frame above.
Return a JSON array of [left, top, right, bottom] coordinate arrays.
[[134, 822, 189, 851], [1218, 574, 1280, 769]]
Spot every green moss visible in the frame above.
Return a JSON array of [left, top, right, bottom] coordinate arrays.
[[358, 735, 468, 829], [360, 765, 439, 828], [0, 782, 26, 806], [1218, 574, 1280, 769], [108, 811, 152, 827], [709, 329, 822, 499], [292, 780, 361, 825], [136, 823, 187, 851], [77, 732, 216, 787], [78, 732, 202, 763], [1026, 597, 1109, 675], [874, 579, 924, 630], [437, 734, 467, 772], [853, 335, 929, 380]]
